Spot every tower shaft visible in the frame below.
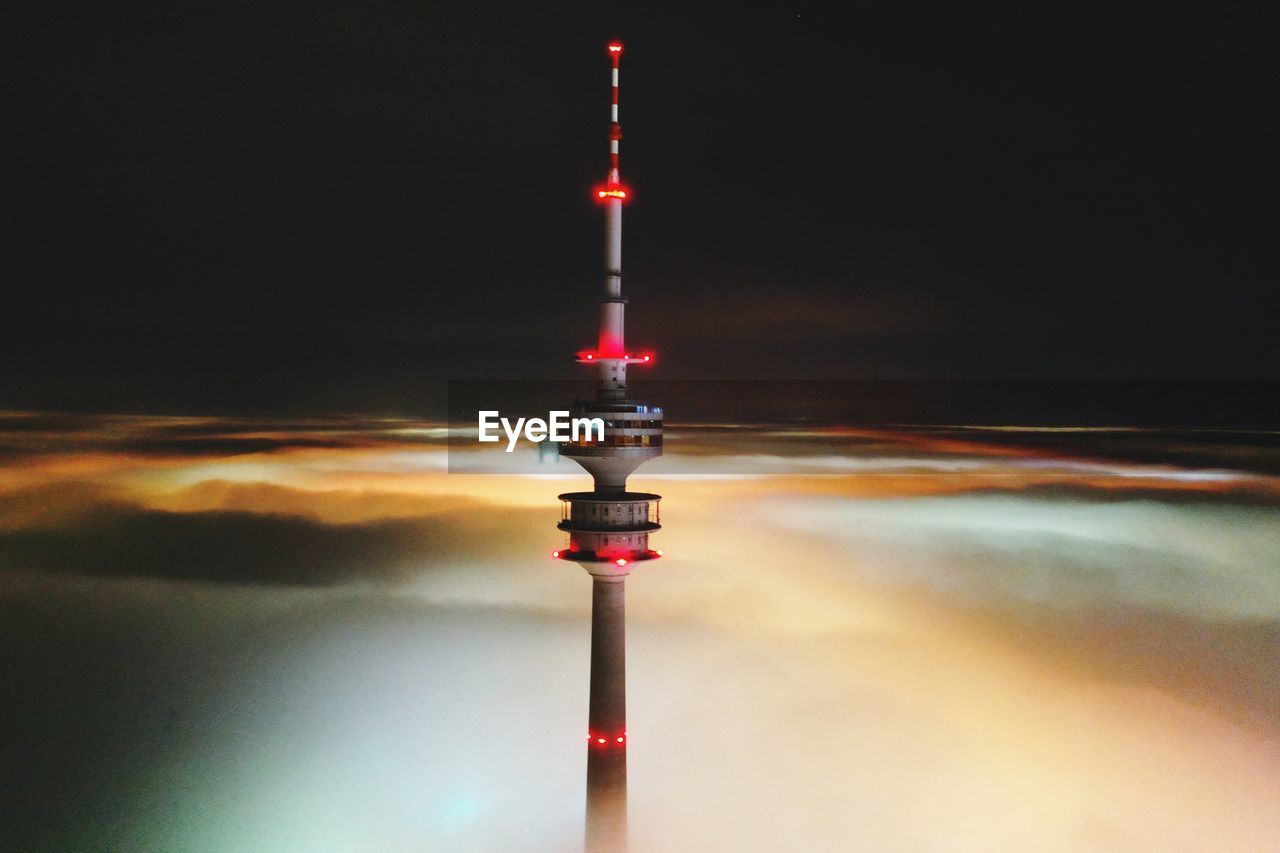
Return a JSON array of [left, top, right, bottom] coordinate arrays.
[[586, 576, 627, 849], [599, 196, 624, 370]]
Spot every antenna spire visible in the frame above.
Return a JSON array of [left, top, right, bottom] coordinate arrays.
[[607, 41, 624, 189]]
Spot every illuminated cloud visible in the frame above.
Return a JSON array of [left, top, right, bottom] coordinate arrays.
[[2, 414, 1278, 850]]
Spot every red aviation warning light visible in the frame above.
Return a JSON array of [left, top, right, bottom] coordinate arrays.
[[607, 42, 623, 55], [585, 732, 627, 745], [596, 185, 629, 201], [575, 350, 655, 365]]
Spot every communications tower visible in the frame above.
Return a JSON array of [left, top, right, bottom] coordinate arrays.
[[551, 40, 663, 852]]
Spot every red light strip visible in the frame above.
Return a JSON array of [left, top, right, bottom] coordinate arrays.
[[586, 732, 628, 745], [576, 350, 655, 362]]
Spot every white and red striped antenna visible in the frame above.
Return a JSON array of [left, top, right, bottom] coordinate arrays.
[[598, 41, 627, 200]]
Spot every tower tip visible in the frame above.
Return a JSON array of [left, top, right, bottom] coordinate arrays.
[[607, 41, 623, 54]]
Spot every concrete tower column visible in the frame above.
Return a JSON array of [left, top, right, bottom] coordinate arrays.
[[599, 195, 627, 398], [586, 575, 627, 850]]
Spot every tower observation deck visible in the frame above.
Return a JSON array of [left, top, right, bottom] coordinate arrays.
[[551, 40, 661, 852]]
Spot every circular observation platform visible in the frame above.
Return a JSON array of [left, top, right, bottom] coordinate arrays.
[[557, 491, 661, 531], [554, 491, 662, 575]]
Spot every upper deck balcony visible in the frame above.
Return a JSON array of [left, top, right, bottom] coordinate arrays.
[[558, 491, 661, 531]]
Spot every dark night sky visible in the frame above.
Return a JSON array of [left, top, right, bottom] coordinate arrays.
[[4, 3, 1277, 412]]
